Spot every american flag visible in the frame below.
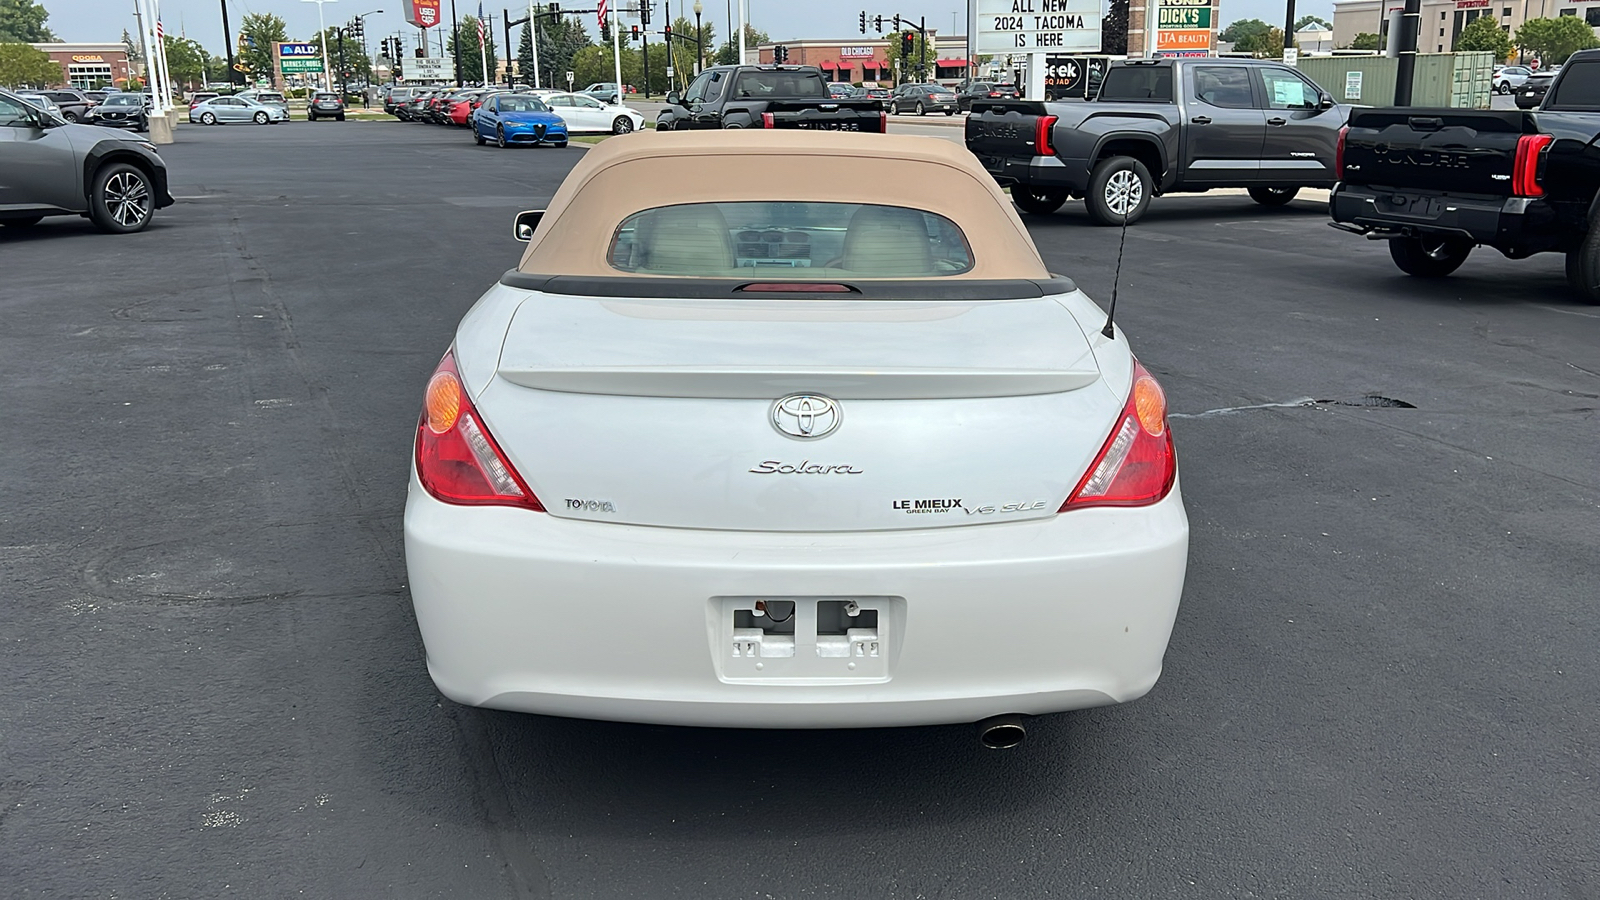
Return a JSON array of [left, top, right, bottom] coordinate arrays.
[[477, 3, 487, 43], [156, 19, 164, 40], [597, 0, 606, 30]]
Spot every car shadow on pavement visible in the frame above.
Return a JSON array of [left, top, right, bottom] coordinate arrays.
[[1022, 198, 1331, 229], [448, 701, 1131, 842]]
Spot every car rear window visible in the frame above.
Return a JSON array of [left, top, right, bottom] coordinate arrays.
[[731, 71, 830, 99], [257, 92, 285, 102], [1099, 65, 1173, 101], [1548, 63, 1600, 108], [607, 202, 973, 278]]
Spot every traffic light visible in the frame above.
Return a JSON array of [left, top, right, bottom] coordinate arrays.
[[548, 3, 560, 13], [773, 44, 788, 64], [901, 31, 914, 58], [859, 11, 866, 33], [349, 17, 364, 38], [893, 14, 900, 29], [873, 15, 882, 30], [639, 0, 649, 24], [630, 24, 639, 40], [394, 60, 402, 77]]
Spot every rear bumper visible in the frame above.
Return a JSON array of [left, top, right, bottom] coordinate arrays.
[[1329, 183, 1567, 254], [977, 154, 1087, 192], [403, 475, 1189, 729]]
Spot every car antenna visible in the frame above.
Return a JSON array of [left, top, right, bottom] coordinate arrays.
[[1101, 192, 1131, 340]]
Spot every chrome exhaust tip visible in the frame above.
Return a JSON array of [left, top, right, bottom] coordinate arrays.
[[976, 714, 1027, 750]]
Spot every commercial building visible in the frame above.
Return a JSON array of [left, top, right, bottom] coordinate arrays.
[[27, 43, 134, 89], [754, 35, 971, 84], [1332, 0, 1600, 53]]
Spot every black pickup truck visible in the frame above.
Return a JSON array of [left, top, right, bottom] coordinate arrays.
[[966, 58, 1346, 225], [1331, 49, 1600, 303], [656, 65, 887, 132]]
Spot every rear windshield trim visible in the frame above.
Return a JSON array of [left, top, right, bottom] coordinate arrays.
[[500, 271, 1077, 300]]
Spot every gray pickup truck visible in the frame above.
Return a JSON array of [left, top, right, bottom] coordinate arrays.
[[966, 58, 1347, 225]]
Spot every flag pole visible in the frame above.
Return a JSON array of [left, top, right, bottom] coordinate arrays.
[[610, 0, 622, 100], [529, 0, 541, 87]]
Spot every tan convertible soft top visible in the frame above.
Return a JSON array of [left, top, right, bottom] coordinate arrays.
[[517, 130, 1051, 280]]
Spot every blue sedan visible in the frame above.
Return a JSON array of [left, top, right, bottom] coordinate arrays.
[[473, 94, 568, 148]]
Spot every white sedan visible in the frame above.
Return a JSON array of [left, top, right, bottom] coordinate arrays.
[[541, 91, 644, 134], [403, 132, 1188, 745]]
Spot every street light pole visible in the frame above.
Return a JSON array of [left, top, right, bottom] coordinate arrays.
[[302, 0, 337, 91], [451, 0, 462, 85], [355, 10, 382, 87], [219, 0, 240, 85], [693, 0, 702, 74]]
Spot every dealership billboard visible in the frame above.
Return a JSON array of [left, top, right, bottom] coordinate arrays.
[[405, 0, 443, 28]]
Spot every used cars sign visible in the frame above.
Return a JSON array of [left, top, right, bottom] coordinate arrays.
[[405, 0, 442, 28]]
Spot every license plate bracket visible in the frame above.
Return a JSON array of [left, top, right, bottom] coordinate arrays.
[[712, 595, 901, 682]]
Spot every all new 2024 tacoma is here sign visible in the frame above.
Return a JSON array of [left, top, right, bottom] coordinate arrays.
[[977, 0, 1101, 53]]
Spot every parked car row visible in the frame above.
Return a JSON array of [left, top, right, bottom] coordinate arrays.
[[963, 53, 1600, 306], [387, 84, 645, 139]]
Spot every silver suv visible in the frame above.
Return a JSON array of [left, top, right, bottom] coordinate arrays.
[[0, 89, 174, 234]]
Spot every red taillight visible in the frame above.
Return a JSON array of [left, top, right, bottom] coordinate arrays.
[[1513, 133, 1553, 197], [1034, 114, 1058, 157], [1335, 124, 1348, 180], [415, 351, 544, 511], [1060, 360, 1176, 512], [761, 112, 775, 128], [988, 91, 1000, 97], [879, 110, 888, 132]]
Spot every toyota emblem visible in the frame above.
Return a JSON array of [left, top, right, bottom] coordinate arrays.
[[770, 394, 842, 440]]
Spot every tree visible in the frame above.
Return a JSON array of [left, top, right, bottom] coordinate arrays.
[[665, 16, 715, 87], [713, 23, 768, 65], [1101, 0, 1128, 54], [311, 26, 373, 84], [163, 36, 214, 87], [1516, 16, 1599, 65], [122, 28, 141, 64], [517, 23, 536, 84], [1347, 32, 1381, 50], [1294, 15, 1331, 30], [448, 15, 498, 83], [238, 13, 288, 81], [0, 41, 60, 86], [1457, 14, 1514, 61], [0, 0, 56, 43], [883, 30, 936, 83], [1235, 26, 1285, 57], [534, 7, 591, 89], [571, 42, 646, 89], [1219, 18, 1272, 45]]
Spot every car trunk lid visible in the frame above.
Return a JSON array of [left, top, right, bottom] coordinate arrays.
[[474, 289, 1122, 531]]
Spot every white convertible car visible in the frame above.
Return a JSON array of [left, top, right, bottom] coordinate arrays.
[[404, 132, 1188, 745]]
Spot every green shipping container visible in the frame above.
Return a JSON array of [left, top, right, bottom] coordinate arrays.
[[1295, 52, 1492, 108]]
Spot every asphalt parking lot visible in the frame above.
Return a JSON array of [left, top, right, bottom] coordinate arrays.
[[3, 122, 1598, 898]]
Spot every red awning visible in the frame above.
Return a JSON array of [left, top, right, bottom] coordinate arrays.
[[935, 58, 968, 67], [818, 60, 837, 69]]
